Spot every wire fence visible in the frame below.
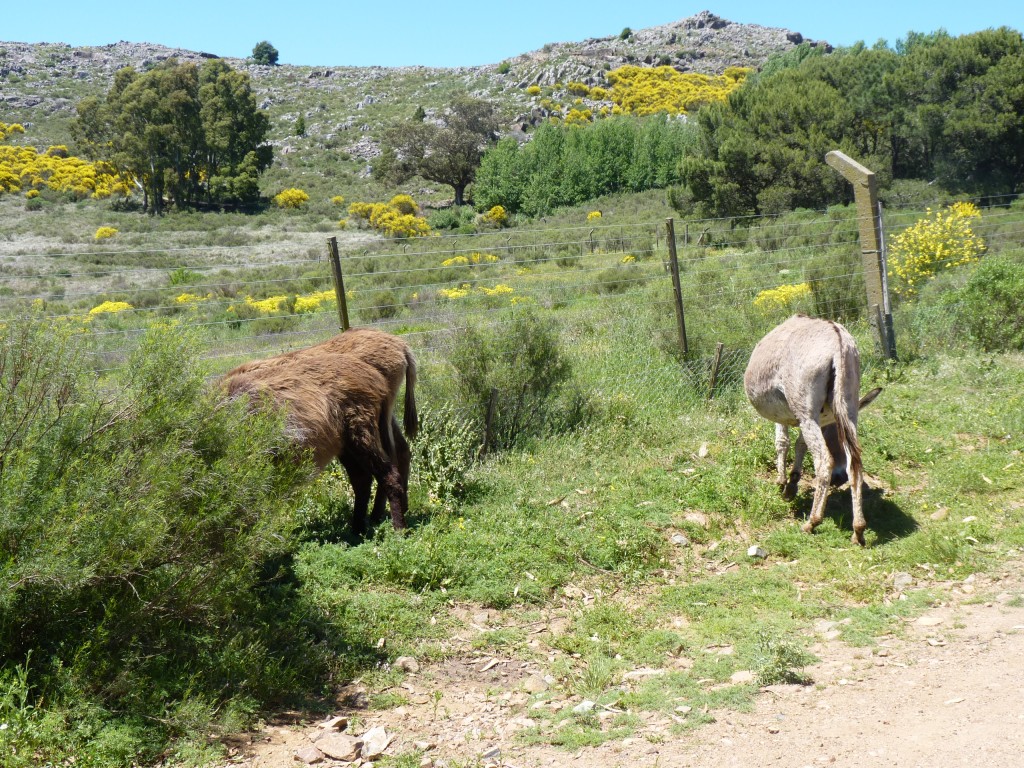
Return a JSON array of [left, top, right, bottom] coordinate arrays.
[[3, 194, 1022, 422]]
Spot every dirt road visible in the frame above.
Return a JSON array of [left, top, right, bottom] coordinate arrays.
[[226, 562, 1024, 768]]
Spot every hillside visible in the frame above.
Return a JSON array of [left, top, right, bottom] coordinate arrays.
[[0, 11, 823, 200]]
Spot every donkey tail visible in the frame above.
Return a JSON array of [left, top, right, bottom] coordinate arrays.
[[831, 329, 862, 476], [403, 347, 419, 440]]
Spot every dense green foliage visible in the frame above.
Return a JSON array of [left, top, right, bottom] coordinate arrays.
[[251, 40, 279, 66], [0, 319, 318, 765], [73, 58, 272, 213], [474, 114, 696, 216], [448, 309, 588, 450], [375, 95, 501, 206], [679, 30, 1024, 217]]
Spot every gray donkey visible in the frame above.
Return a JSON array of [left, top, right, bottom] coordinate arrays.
[[744, 315, 869, 545]]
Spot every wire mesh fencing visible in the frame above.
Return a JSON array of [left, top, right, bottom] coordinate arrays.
[[2, 194, 1022, 425]]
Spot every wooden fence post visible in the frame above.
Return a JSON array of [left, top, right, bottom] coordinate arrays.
[[665, 218, 689, 357], [708, 342, 725, 400], [481, 387, 499, 458], [824, 151, 897, 359], [326, 236, 350, 331]]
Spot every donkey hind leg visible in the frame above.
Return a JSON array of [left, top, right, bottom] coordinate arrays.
[[370, 416, 410, 525], [341, 459, 374, 536], [774, 423, 791, 490], [848, 443, 866, 546], [786, 431, 809, 501], [797, 419, 834, 535]]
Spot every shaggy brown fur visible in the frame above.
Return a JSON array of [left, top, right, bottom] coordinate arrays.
[[226, 329, 418, 525], [744, 315, 868, 545], [222, 350, 408, 533]]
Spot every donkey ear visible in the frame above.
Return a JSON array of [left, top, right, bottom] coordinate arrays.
[[858, 387, 882, 411]]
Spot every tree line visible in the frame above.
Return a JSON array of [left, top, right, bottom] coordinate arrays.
[[74, 58, 272, 213], [469, 27, 1024, 219], [679, 27, 1024, 216]]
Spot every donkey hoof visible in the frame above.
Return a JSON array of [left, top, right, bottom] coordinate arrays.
[[801, 521, 815, 534], [852, 530, 866, 546]]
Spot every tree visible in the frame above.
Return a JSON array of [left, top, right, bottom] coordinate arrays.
[[679, 45, 898, 217], [886, 28, 1024, 195], [251, 40, 279, 66], [377, 96, 501, 206], [74, 58, 272, 212]]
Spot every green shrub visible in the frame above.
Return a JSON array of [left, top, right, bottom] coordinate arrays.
[[448, 309, 587, 450], [956, 252, 1024, 350], [413, 403, 480, 512], [594, 264, 641, 294], [0, 317, 320, 765], [427, 206, 474, 230]]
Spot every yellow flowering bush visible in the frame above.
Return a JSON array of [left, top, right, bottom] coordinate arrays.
[[88, 300, 133, 316], [0, 122, 26, 142], [564, 108, 593, 126], [888, 202, 985, 298], [245, 295, 289, 314], [438, 284, 472, 299], [606, 65, 751, 115], [25, 188, 39, 199], [525, 85, 541, 96], [388, 194, 418, 215], [94, 227, 118, 240], [621, 254, 636, 264], [295, 290, 335, 314], [479, 284, 513, 296], [175, 293, 209, 304], [348, 196, 431, 238], [330, 195, 345, 206], [274, 188, 310, 209], [1, 124, 130, 199], [587, 210, 603, 222], [753, 282, 812, 313], [480, 205, 509, 227], [566, 81, 590, 96], [439, 283, 513, 300], [442, 252, 499, 267]]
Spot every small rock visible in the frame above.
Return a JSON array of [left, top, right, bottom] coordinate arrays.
[[916, 616, 943, 627], [394, 656, 420, 673], [481, 746, 501, 760], [930, 508, 949, 521], [420, 758, 434, 768], [413, 740, 436, 751], [623, 667, 666, 680], [698, 443, 710, 458], [316, 733, 361, 762], [572, 700, 596, 714], [522, 674, 548, 694], [473, 611, 491, 625], [747, 546, 768, 559], [684, 511, 709, 527], [294, 744, 325, 764], [323, 715, 348, 731], [671, 533, 691, 546], [730, 670, 755, 684], [360, 726, 391, 759], [893, 572, 914, 592], [674, 705, 692, 714]]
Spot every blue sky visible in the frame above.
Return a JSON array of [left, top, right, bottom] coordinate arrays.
[[5, 2, 1022, 67]]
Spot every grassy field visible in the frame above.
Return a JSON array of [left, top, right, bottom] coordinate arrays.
[[2, 184, 1023, 765]]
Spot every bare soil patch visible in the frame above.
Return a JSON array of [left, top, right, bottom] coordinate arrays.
[[223, 558, 1024, 768]]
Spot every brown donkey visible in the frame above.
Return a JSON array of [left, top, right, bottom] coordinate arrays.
[[744, 315, 868, 545], [222, 346, 408, 533]]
